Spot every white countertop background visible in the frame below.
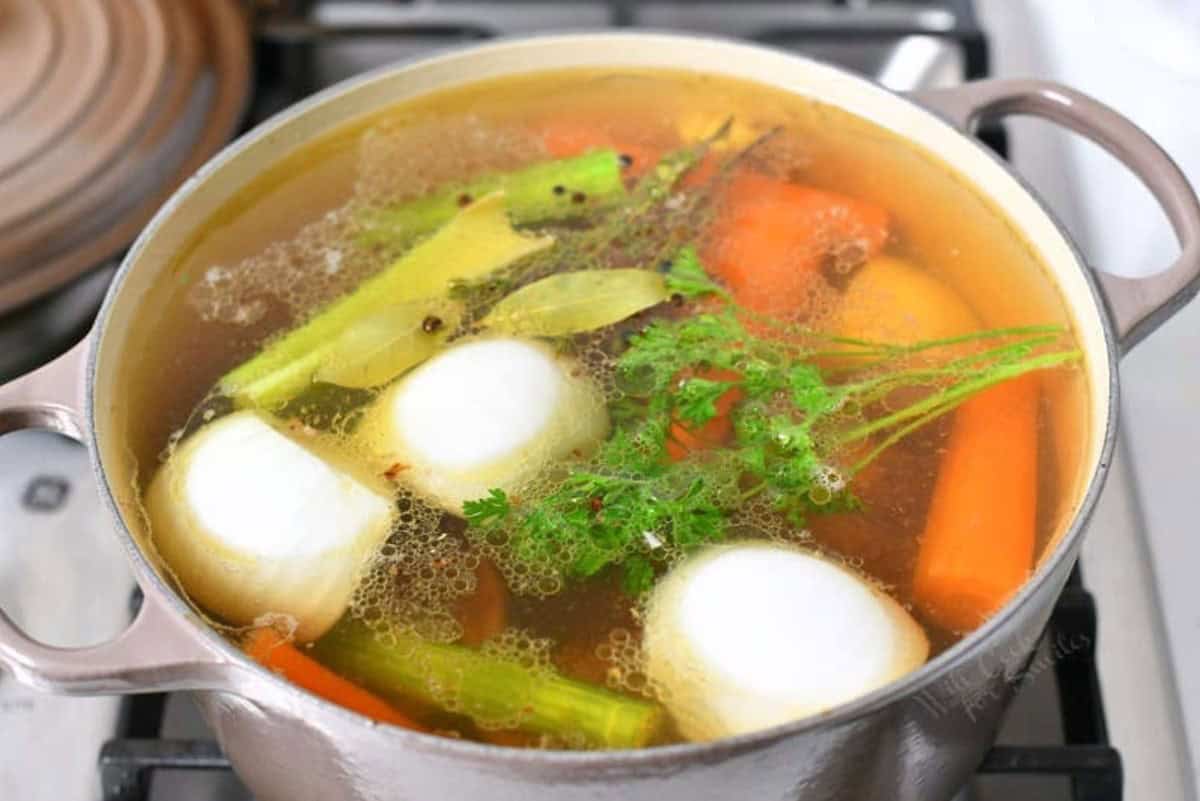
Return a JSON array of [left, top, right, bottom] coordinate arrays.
[[979, 2, 1200, 799]]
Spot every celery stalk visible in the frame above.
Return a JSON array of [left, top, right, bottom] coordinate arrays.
[[357, 150, 626, 248], [219, 193, 554, 409], [312, 622, 663, 749], [219, 152, 624, 409]]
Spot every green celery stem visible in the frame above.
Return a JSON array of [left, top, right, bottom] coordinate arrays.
[[218, 150, 626, 408], [358, 149, 626, 247], [312, 622, 663, 749]]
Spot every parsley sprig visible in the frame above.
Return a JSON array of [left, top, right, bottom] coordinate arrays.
[[465, 308, 1080, 595], [456, 134, 1081, 596], [462, 488, 512, 528], [663, 246, 731, 302]]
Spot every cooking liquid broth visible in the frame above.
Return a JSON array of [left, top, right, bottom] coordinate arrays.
[[120, 69, 1090, 746]]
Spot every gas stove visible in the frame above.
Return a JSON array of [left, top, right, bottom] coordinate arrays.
[[0, 2, 1179, 800]]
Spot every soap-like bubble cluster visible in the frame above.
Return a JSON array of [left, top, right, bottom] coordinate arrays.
[[597, 627, 653, 697], [471, 492, 569, 600], [481, 628, 555, 674], [187, 205, 384, 328], [348, 490, 479, 643], [424, 626, 557, 733], [729, 497, 814, 546], [187, 115, 545, 330], [355, 114, 545, 207]]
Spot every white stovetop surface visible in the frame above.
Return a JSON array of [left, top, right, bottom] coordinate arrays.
[[979, 1, 1200, 800]]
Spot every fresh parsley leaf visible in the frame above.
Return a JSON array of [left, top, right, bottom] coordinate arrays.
[[788, 363, 839, 416], [472, 455, 726, 587], [674, 377, 737, 427], [462, 488, 511, 527], [664, 246, 730, 300], [621, 556, 657, 596], [741, 358, 786, 397], [616, 311, 745, 395]]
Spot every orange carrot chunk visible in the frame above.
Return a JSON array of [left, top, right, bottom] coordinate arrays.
[[244, 628, 423, 730], [704, 171, 890, 319], [912, 374, 1040, 632], [666, 368, 745, 462]]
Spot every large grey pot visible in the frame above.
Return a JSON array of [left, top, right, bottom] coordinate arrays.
[[2, 34, 1198, 801]]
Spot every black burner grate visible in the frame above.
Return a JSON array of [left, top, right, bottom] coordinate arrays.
[[95, 3, 1116, 799]]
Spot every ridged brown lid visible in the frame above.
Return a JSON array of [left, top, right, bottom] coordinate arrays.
[[0, 0, 252, 313]]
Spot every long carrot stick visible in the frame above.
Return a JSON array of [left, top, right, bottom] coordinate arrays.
[[244, 628, 424, 730], [836, 256, 1041, 630], [912, 373, 1040, 632]]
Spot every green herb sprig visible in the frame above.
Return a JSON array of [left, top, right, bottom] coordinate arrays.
[[663, 246, 731, 301], [465, 308, 1081, 594]]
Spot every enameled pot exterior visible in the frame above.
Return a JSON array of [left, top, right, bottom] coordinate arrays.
[[190, 568, 1072, 801], [2, 34, 1198, 801]]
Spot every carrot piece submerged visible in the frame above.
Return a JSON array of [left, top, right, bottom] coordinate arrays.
[[704, 171, 890, 319], [536, 120, 661, 177], [244, 628, 423, 729], [454, 558, 509, 647], [666, 368, 745, 462], [912, 374, 1040, 632]]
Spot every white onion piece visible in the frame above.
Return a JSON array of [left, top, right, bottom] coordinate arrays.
[[146, 411, 394, 642], [358, 337, 608, 513], [643, 543, 929, 741]]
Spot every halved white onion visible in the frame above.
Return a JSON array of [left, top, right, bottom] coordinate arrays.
[[357, 337, 609, 513], [145, 410, 394, 642], [643, 543, 929, 740]]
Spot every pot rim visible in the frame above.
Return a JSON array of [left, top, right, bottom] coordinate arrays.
[[88, 30, 1119, 766]]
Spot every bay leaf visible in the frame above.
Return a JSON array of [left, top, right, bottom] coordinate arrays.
[[481, 269, 669, 337]]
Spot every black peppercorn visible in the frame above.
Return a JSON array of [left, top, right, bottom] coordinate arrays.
[[571, 191, 586, 204], [421, 315, 444, 334], [552, 185, 566, 196], [619, 153, 634, 168], [456, 193, 473, 207]]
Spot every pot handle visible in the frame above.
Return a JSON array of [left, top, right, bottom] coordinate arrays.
[[913, 79, 1200, 353], [0, 337, 242, 694]]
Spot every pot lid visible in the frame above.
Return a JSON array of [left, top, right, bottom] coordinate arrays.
[[0, 0, 252, 314]]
